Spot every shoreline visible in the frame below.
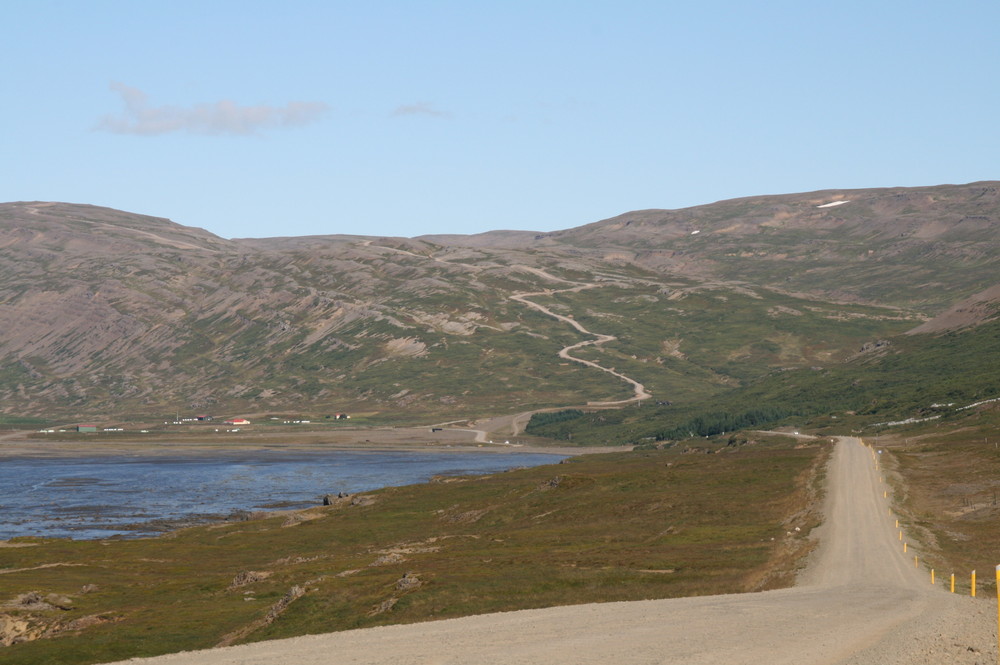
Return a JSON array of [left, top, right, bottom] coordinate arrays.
[[0, 439, 622, 459], [0, 426, 629, 459]]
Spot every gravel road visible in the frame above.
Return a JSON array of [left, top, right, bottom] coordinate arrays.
[[110, 437, 997, 665]]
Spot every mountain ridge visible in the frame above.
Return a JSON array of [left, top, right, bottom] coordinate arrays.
[[2, 181, 997, 419]]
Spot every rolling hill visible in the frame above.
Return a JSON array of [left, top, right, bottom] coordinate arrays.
[[1, 181, 997, 421]]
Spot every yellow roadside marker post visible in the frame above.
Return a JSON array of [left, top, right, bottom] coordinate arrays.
[[972, 570, 976, 597], [951, 573, 955, 593], [915, 556, 919, 568], [904, 542, 908, 553], [995, 566, 999, 665], [931, 569, 935, 585]]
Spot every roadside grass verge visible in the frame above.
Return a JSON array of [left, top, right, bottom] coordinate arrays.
[[880, 410, 1000, 595], [0, 439, 826, 664]]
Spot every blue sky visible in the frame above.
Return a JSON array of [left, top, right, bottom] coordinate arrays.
[[2, 1, 997, 239]]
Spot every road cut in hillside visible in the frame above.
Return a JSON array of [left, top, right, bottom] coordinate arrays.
[[112, 438, 997, 665], [509, 280, 651, 407]]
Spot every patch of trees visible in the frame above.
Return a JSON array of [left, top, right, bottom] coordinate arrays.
[[525, 409, 587, 440], [652, 406, 794, 441], [525, 409, 584, 432]]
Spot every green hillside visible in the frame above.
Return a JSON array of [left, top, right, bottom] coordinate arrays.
[[527, 316, 1000, 445]]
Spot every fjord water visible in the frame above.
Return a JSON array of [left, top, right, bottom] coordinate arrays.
[[0, 449, 564, 540]]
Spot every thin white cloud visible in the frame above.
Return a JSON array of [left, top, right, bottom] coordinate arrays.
[[96, 82, 329, 136], [391, 102, 450, 118]]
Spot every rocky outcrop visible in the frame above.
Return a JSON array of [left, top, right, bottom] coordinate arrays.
[[227, 570, 272, 590], [368, 573, 423, 617], [395, 572, 422, 592], [215, 585, 306, 648], [0, 614, 40, 646]]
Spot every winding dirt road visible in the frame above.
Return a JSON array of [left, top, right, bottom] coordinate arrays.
[[357, 248, 649, 442], [112, 437, 997, 665], [508, 266, 650, 407], [509, 288, 650, 407], [445, 265, 652, 443], [468, 266, 652, 442]]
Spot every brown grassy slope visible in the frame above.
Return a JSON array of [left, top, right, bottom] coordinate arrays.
[[905, 283, 1000, 334], [2, 181, 997, 419], [0, 201, 595, 418], [534, 181, 1000, 311]]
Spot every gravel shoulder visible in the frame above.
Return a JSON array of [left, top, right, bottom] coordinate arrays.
[[108, 437, 998, 665]]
